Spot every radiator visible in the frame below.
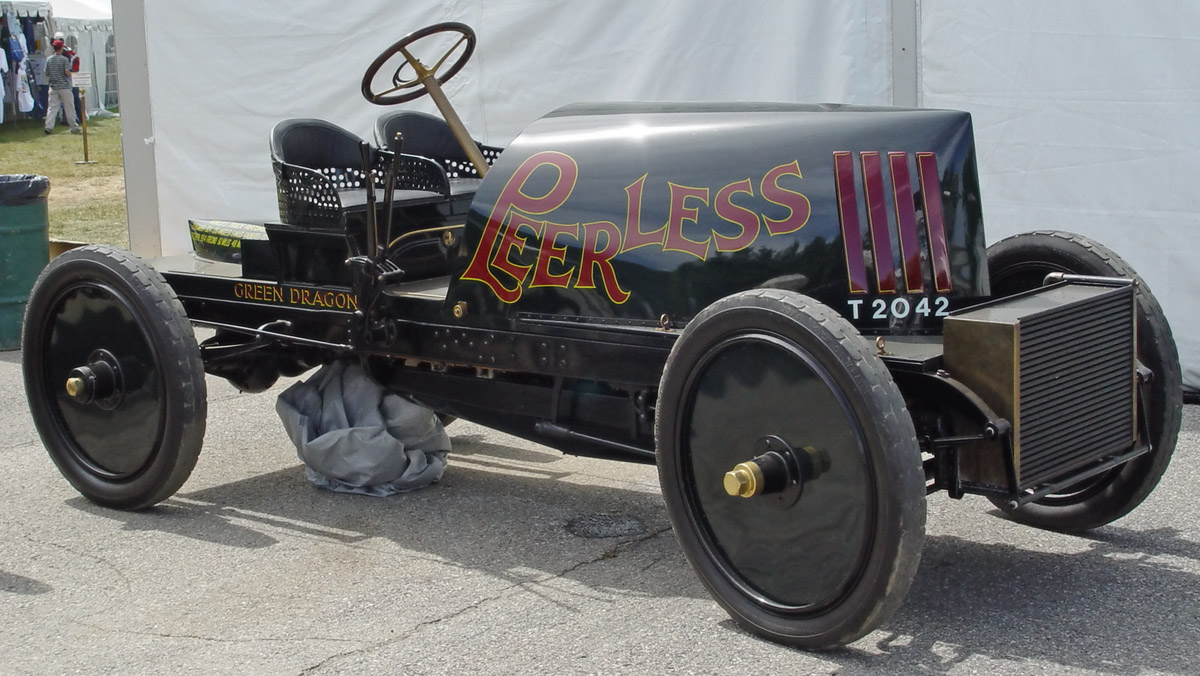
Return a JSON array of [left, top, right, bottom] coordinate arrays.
[[942, 282, 1137, 490]]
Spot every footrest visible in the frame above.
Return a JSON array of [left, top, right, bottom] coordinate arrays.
[[189, 219, 270, 263]]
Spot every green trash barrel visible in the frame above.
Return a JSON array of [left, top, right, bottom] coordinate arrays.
[[0, 175, 51, 350]]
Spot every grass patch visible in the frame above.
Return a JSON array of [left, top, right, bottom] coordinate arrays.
[[49, 198, 129, 244], [0, 114, 128, 247]]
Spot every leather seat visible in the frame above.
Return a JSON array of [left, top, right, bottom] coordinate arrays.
[[374, 111, 504, 197], [270, 118, 448, 230], [267, 118, 462, 282]]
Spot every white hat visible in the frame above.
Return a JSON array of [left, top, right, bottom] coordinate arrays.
[[53, 31, 65, 40]]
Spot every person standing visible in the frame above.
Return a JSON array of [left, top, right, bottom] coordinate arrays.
[[44, 39, 80, 135], [53, 31, 83, 123]]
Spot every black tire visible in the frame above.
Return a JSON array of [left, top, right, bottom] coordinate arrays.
[[986, 231, 1181, 531], [656, 289, 925, 649], [22, 245, 207, 510]]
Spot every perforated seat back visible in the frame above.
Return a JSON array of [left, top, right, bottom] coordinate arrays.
[[375, 111, 503, 179], [268, 118, 460, 282], [270, 118, 384, 229], [271, 118, 368, 169]]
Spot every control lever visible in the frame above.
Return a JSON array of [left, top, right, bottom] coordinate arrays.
[[380, 132, 404, 260], [359, 141, 378, 258]]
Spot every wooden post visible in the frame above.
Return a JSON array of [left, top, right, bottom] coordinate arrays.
[[81, 91, 91, 161], [74, 76, 98, 165]]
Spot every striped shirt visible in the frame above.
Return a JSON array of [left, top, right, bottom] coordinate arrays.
[[46, 54, 73, 90]]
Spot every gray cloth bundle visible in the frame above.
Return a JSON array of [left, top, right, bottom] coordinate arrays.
[[276, 360, 450, 496]]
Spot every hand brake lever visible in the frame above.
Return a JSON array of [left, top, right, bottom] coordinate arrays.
[[359, 141, 378, 258], [381, 132, 404, 260]]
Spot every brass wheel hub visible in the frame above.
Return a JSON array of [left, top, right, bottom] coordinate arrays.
[[64, 349, 125, 410], [723, 461, 765, 497], [721, 435, 830, 508]]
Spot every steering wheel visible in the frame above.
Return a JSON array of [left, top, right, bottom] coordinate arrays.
[[361, 22, 477, 105]]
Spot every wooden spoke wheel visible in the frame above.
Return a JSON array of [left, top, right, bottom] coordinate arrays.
[[656, 289, 925, 649], [986, 231, 1181, 531], [22, 245, 207, 510]]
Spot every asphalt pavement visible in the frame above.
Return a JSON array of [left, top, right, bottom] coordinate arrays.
[[2, 347, 1197, 675]]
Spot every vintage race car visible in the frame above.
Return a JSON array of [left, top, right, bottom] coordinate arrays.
[[21, 23, 1182, 650]]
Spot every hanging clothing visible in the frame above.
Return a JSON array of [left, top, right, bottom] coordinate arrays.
[[0, 52, 8, 123], [12, 27, 37, 115], [5, 12, 21, 49], [20, 18, 33, 54], [15, 58, 33, 112]]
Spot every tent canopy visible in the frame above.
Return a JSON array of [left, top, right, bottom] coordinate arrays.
[[2, 0, 51, 15], [51, 0, 109, 20]]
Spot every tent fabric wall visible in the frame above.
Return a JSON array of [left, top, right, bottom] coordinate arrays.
[[125, 0, 1200, 390], [920, 0, 1200, 391], [128, 0, 891, 257]]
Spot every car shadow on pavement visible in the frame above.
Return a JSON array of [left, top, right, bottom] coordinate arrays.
[[63, 431, 1197, 672], [0, 569, 54, 596], [66, 435, 697, 604], [841, 525, 1200, 674]]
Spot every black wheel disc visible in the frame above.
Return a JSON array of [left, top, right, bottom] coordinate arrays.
[[44, 282, 166, 477], [683, 334, 873, 611], [657, 289, 925, 649], [22, 245, 207, 510]]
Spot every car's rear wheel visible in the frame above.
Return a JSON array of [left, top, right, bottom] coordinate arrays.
[[985, 231, 1181, 531], [656, 289, 925, 649], [22, 245, 207, 510]]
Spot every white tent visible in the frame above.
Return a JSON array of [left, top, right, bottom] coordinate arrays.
[[1, 0, 50, 16], [2, 0, 114, 115], [51, 0, 107, 20], [50, 0, 114, 113], [112, 0, 1200, 391], [919, 0, 1200, 392]]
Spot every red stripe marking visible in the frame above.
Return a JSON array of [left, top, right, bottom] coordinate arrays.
[[834, 152, 868, 294], [917, 152, 952, 292], [860, 152, 896, 293], [889, 152, 924, 293]]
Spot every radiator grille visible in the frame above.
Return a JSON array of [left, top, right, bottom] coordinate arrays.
[[1015, 287, 1136, 486], [942, 282, 1137, 491]]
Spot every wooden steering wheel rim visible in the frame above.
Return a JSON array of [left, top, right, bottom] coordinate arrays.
[[361, 22, 477, 106]]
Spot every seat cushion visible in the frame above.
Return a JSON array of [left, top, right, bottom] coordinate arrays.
[[337, 188, 447, 211]]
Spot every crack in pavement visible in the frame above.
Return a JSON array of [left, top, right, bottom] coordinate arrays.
[[299, 524, 674, 674], [71, 624, 365, 647], [20, 534, 136, 596]]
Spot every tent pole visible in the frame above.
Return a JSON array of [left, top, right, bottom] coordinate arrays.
[[890, 0, 919, 107]]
